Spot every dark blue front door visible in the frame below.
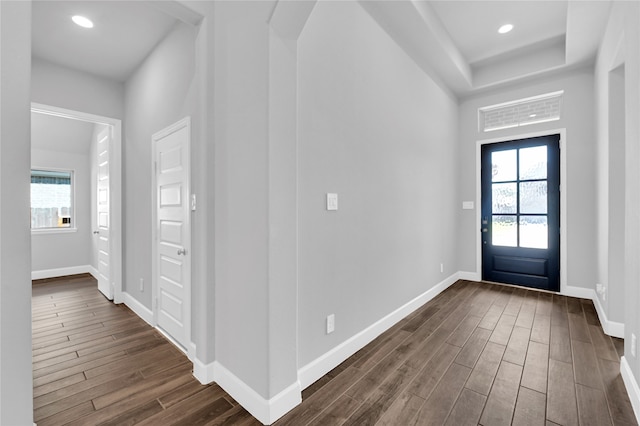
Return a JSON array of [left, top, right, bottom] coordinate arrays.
[[481, 134, 561, 291]]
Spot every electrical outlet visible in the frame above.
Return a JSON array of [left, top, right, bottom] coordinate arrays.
[[326, 314, 335, 334], [327, 193, 338, 211], [140, 278, 144, 292], [632, 334, 637, 358]]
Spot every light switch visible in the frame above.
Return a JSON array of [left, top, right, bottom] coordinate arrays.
[[327, 193, 338, 211], [462, 201, 474, 210]]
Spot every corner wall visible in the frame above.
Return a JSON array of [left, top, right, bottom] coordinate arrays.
[[0, 1, 34, 423], [595, 1, 640, 420]]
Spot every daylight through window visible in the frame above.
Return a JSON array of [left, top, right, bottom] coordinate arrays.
[[31, 169, 73, 229]]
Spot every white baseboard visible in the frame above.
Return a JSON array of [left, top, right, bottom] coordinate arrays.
[[458, 271, 481, 281], [298, 272, 460, 390], [560, 285, 625, 338], [621, 356, 640, 424], [188, 342, 197, 362], [561, 284, 594, 300], [193, 358, 216, 384], [88, 265, 99, 280], [32, 265, 97, 280], [215, 361, 301, 425], [592, 292, 625, 338], [122, 292, 154, 326]]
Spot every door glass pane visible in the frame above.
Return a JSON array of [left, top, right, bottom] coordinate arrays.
[[519, 146, 547, 180], [520, 216, 548, 249], [492, 183, 517, 213], [492, 150, 517, 182], [492, 215, 517, 247], [520, 181, 547, 214]]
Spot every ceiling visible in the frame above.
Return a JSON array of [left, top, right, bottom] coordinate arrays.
[[32, 1, 179, 82], [429, 1, 569, 65], [360, 0, 612, 96], [31, 1, 612, 96]]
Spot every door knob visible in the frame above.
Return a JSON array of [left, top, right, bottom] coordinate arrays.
[[93, 230, 99, 235], [177, 248, 187, 256]]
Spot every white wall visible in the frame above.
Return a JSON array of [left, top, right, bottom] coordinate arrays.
[[458, 68, 597, 293], [297, 0, 459, 366], [31, 114, 94, 274], [595, 1, 635, 330], [211, 0, 275, 400], [31, 57, 124, 120], [122, 21, 196, 311], [0, 1, 34, 423], [595, 0, 640, 401]]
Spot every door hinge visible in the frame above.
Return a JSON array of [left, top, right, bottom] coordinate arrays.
[[154, 161, 157, 174]]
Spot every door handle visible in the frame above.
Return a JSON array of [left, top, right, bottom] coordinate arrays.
[[177, 248, 187, 256], [93, 230, 99, 235]]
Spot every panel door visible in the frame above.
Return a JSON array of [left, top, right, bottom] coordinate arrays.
[[481, 134, 561, 291], [153, 118, 191, 350], [96, 126, 112, 300]]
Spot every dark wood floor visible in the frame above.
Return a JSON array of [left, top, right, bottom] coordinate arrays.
[[33, 276, 637, 425]]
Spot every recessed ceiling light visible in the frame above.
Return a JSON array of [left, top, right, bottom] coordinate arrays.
[[72, 15, 94, 29], [529, 113, 537, 118], [498, 24, 514, 34]]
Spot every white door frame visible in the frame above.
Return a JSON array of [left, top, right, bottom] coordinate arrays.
[[31, 102, 124, 303], [475, 127, 567, 294], [151, 117, 192, 356]]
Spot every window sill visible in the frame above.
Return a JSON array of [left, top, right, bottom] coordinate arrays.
[[31, 228, 78, 235]]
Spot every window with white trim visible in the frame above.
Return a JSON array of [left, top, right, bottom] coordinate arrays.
[[31, 169, 74, 230]]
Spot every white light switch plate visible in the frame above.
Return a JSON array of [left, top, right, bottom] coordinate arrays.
[[327, 193, 338, 211], [462, 201, 474, 210]]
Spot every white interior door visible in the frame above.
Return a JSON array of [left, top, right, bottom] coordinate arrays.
[[152, 117, 191, 350], [96, 126, 112, 300]]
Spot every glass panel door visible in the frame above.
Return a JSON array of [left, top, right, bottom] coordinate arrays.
[[481, 135, 560, 291]]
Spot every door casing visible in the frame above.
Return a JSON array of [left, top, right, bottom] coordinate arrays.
[[475, 128, 567, 292], [31, 102, 123, 303]]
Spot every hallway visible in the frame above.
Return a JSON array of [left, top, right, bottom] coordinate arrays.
[[33, 276, 636, 425], [32, 275, 258, 425]]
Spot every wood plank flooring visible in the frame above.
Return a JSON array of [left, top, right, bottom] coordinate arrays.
[[33, 276, 637, 425]]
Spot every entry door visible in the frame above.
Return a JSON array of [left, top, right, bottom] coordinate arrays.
[[152, 117, 191, 350], [481, 134, 560, 291], [96, 126, 112, 300]]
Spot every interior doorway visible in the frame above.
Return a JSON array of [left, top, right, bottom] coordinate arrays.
[[31, 103, 123, 302], [480, 134, 561, 291]]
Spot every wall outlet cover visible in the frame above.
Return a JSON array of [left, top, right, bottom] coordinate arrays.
[[327, 193, 338, 211], [326, 314, 335, 334]]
